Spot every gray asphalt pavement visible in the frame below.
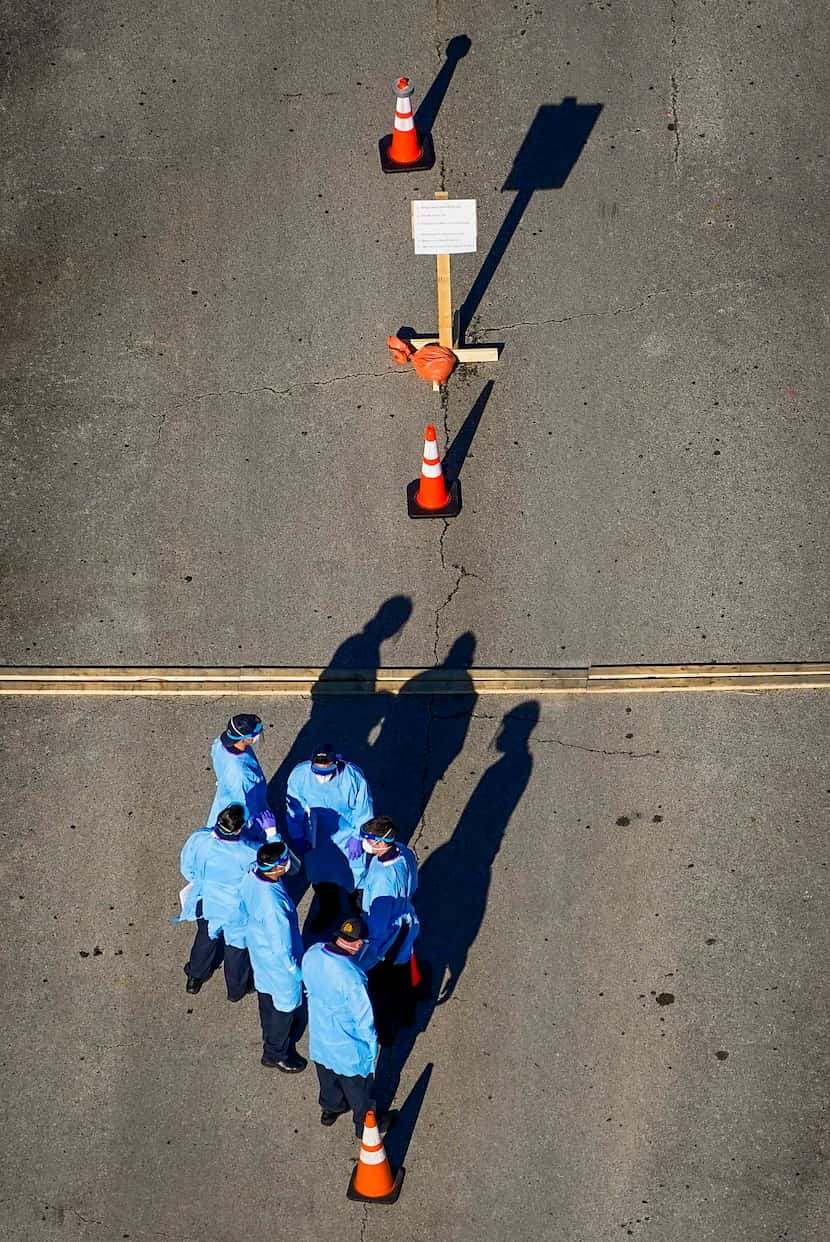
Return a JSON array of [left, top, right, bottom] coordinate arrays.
[[0, 692, 828, 1241], [2, 0, 827, 665], [1, 1, 828, 1240]]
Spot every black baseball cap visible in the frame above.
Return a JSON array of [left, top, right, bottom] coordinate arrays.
[[336, 915, 368, 943], [310, 743, 338, 774]]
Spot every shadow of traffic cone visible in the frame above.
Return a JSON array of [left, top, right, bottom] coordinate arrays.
[[379, 77, 435, 172], [346, 1110, 404, 1204], [407, 424, 461, 518]]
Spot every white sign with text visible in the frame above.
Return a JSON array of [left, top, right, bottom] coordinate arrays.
[[412, 199, 477, 254]]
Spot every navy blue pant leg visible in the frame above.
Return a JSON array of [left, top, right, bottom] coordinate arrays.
[[315, 1063, 375, 1136], [257, 992, 298, 1060], [223, 945, 254, 1001], [186, 901, 225, 981]]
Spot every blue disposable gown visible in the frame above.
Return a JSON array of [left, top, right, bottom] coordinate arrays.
[[237, 869, 303, 1012], [285, 760, 373, 890], [360, 843, 420, 969], [302, 942, 378, 1078], [173, 828, 258, 946], [207, 736, 268, 829]]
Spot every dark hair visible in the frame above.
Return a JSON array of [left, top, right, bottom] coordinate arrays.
[[362, 815, 398, 841], [257, 841, 287, 868], [216, 804, 246, 834]]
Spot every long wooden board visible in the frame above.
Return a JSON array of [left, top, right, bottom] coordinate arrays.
[[0, 666, 827, 696]]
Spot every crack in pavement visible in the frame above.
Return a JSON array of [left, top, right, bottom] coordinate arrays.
[[433, 565, 478, 662], [168, 370, 403, 407], [478, 288, 671, 333], [62, 1207, 104, 1227], [448, 274, 776, 336], [437, 518, 450, 571], [669, 0, 682, 172], [537, 737, 661, 758]]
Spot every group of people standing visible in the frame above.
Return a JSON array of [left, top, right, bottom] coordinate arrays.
[[173, 713, 420, 1135]]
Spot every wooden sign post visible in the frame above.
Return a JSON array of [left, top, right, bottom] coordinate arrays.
[[410, 191, 500, 388]]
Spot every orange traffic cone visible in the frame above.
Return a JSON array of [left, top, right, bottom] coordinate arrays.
[[407, 424, 461, 518], [379, 77, 435, 172], [346, 1110, 404, 1204]]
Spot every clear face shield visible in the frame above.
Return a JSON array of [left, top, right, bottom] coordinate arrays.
[[259, 843, 290, 874], [360, 830, 395, 854]]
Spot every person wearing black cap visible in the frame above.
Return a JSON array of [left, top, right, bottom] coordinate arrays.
[[301, 915, 379, 1134], [238, 841, 306, 1072], [207, 714, 272, 838], [173, 803, 257, 999], [285, 743, 374, 930]]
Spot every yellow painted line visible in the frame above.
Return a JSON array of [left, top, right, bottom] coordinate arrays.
[[0, 666, 827, 696]]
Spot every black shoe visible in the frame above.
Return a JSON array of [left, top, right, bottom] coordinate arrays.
[[321, 1108, 348, 1126], [185, 976, 203, 995], [377, 1110, 397, 1137], [260, 1051, 307, 1073]]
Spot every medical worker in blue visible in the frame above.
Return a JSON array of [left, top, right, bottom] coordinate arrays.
[[302, 915, 379, 1135], [207, 714, 273, 838], [174, 803, 257, 999], [355, 816, 420, 1043], [238, 840, 307, 1073], [285, 742, 374, 928]]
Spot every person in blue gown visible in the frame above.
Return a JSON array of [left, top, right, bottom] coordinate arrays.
[[285, 743, 374, 928], [238, 840, 306, 1072], [173, 803, 257, 999], [207, 714, 271, 835], [302, 915, 379, 1135], [354, 816, 419, 1043]]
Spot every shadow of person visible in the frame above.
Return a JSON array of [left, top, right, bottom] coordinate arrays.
[[376, 700, 540, 1108], [266, 595, 413, 813], [369, 631, 478, 841], [267, 596, 413, 914]]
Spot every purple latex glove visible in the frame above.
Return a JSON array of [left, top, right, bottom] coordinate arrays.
[[345, 836, 364, 861], [253, 808, 277, 838]]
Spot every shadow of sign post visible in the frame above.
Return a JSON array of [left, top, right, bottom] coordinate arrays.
[[459, 98, 603, 340]]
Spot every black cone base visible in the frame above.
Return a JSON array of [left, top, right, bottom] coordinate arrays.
[[347, 1164, 405, 1204], [407, 478, 461, 519], [379, 132, 435, 173]]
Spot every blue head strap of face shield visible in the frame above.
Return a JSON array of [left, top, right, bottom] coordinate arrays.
[[360, 826, 396, 844], [310, 743, 339, 775], [226, 715, 263, 741], [258, 844, 290, 872]]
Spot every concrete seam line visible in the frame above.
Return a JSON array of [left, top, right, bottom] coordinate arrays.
[[0, 666, 828, 696]]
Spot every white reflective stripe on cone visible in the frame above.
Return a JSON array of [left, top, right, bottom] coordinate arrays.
[[423, 438, 438, 455], [397, 96, 413, 114], [421, 461, 442, 478], [359, 1148, 388, 1165], [394, 115, 415, 131], [362, 1124, 381, 1145]]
